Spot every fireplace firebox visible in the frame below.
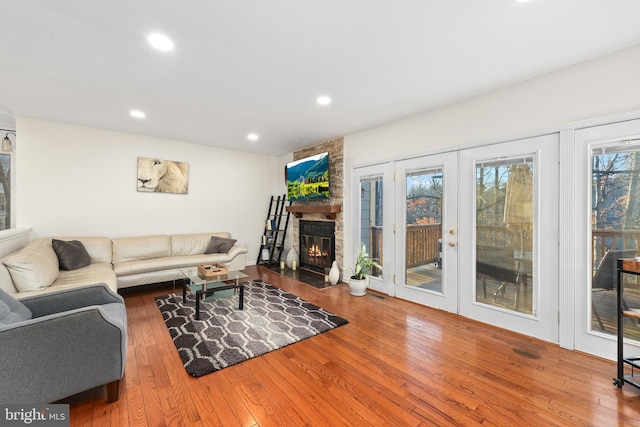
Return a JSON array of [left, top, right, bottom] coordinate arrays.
[[299, 220, 335, 272]]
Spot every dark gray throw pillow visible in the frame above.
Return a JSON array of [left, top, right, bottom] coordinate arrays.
[[52, 239, 92, 271], [204, 236, 237, 254]]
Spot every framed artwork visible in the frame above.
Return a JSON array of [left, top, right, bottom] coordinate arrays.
[[137, 157, 189, 194]]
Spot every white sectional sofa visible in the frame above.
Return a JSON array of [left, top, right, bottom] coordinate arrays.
[[0, 232, 247, 298]]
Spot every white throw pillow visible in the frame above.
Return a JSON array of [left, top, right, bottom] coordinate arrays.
[[3, 239, 59, 292]]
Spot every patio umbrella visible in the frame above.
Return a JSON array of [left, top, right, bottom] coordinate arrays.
[[503, 164, 533, 252]]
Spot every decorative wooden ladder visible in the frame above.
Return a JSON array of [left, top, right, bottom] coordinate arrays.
[[256, 194, 291, 269]]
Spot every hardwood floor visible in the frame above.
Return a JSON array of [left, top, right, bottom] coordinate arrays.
[[63, 265, 640, 426]]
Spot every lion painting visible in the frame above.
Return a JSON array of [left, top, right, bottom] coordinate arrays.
[[137, 157, 189, 194]]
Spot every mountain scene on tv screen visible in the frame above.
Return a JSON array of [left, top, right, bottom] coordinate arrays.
[[287, 154, 329, 201]]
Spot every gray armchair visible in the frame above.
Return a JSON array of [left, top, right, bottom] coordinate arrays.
[[0, 283, 127, 404]]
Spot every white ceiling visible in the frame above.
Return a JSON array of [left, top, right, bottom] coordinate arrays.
[[2, 1, 640, 155]]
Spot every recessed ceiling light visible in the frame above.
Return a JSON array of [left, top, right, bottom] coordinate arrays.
[[317, 96, 331, 106], [247, 133, 259, 141], [130, 110, 146, 119], [148, 33, 174, 51]]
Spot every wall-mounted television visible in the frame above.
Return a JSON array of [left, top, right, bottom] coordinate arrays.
[[286, 152, 330, 201]]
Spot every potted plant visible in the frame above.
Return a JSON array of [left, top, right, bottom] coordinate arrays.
[[346, 244, 382, 296]]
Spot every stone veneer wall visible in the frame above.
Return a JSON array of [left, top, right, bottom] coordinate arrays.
[[291, 138, 344, 273]]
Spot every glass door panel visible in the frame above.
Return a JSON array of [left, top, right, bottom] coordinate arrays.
[[405, 168, 443, 293], [476, 158, 534, 315], [360, 176, 384, 279], [590, 144, 640, 338]]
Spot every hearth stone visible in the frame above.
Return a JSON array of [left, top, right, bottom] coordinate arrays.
[[268, 265, 340, 289]]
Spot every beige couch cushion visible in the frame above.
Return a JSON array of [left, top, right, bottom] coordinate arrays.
[[54, 263, 117, 292], [112, 235, 171, 263], [113, 253, 233, 276], [3, 239, 59, 292], [13, 263, 118, 299], [171, 232, 231, 256]]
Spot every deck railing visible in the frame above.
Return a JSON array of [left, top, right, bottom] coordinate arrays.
[[370, 224, 444, 268], [592, 229, 640, 265], [474, 226, 639, 266], [406, 224, 442, 267], [370, 225, 639, 269], [370, 226, 382, 261]]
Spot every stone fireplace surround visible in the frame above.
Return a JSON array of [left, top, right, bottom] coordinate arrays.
[[289, 138, 344, 274]]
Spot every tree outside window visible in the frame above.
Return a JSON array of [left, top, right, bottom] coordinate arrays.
[[592, 149, 640, 266]]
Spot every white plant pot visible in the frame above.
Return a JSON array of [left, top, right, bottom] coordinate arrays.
[[348, 277, 368, 296]]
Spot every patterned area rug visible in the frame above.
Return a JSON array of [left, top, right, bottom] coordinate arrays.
[[154, 280, 348, 377]]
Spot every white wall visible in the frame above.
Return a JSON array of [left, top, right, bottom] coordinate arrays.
[[342, 43, 640, 266], [346, 44, 640, 164], [15, 118, 285, 263], [11, 43, 640, 270]]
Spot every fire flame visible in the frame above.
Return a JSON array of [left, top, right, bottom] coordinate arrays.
[[307, 244, 328, 258]]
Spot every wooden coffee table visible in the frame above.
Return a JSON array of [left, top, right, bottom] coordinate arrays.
[[179, 266, 248, 320]]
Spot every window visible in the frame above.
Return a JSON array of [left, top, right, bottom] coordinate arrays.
[[591, 141, 640, 340], [0, 130, 13, 230], [590, 144, 640, 336], [476, 158, 535, 314], [360, 175, 384, 278]]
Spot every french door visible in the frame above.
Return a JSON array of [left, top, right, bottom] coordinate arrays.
[[353, 163, 394, 294], [386, 135, 558, 342], [574, 118, 640, 360], [458, 134, 559, 343], [394, 152, 458, 312]]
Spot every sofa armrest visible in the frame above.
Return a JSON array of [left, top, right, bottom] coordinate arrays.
[[20, 283, 124, 318], [227, 244, 248, 259], [0, 304, 127, 404]]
